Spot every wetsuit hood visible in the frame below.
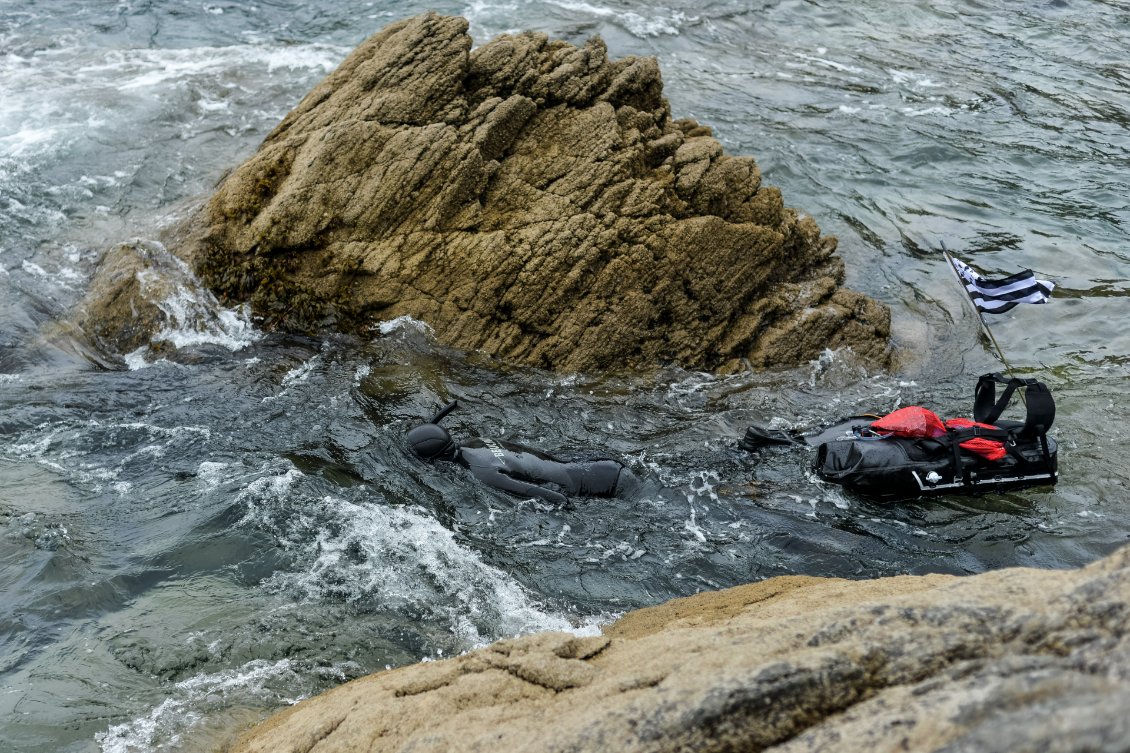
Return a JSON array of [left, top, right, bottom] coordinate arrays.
[[407, 423, 457, 461]]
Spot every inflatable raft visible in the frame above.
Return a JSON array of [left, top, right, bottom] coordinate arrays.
[[741, 373, 1058, 500]]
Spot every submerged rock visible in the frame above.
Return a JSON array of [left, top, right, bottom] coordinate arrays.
[[159, 12, 890, 373], [71, 239, 257, 365], [74, 240, 206, 357], [225, 546, 1130, 753]]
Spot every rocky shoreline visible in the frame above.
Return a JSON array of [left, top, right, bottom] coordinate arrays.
[[224, 546, 1130, 753]]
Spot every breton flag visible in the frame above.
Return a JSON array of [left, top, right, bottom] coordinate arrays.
[[950, 256, 1054, 315]]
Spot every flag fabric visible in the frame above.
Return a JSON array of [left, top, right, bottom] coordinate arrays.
[[950, 256, 1054, 314]]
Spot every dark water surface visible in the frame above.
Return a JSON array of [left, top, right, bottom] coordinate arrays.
[[1, 1, 1128, 750]]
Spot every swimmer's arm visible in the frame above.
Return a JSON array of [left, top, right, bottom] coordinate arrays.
[[484, 471, 568, 505]]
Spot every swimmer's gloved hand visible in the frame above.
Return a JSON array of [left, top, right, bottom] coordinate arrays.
[[484, 469, 569, 506]]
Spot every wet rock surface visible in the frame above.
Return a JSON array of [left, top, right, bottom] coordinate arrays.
[[73, 240, 206, 357], [161, 12, 890, 373], [71, 238, 253, 365], [226, 546, 1130, 753]]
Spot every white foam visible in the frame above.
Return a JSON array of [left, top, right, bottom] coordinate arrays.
[[19, 260, 48, 278], [0, 41, 347, 240], [280, 357, 320, 388], [114, 246, 262, 364], [69, 45, 344, 93], [804, 468, 852, 509], [901, 105, 954, 118], [376, 315, 433, 335], [95, 659, 302, 753], [159, 301, 260, 350], [683, 504, 708, 542], [688, 470, 721, 502], [0, 126, 58, 157], [238, 469, 304, 511], [4, 418, 213, 495], [197, 461, 231, 489], [793, 52, 865, 75], [8, 430, 59, 460], [238, 472, 585, 644], [123, 348, 153, 371], [889, 69, 943, 90], [114, 421, 212, 441], [352, 363, 372, 386], [259, 355, 322, 402], [465, 0, 693, 38], [546, 0, 695, 37]]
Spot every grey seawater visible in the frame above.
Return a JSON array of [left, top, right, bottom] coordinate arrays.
[[1, 1, 1127, 751]]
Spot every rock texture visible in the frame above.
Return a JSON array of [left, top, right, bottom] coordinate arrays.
[[225, 546, 1130, 753], [74, 240, 215, 354], [164, 12, 889, 373], [71, 239, 251, 362]]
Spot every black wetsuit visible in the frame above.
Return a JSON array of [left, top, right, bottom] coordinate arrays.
[[454, 438, 626, 505]]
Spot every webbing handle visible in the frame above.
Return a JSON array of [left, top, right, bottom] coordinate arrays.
[[973, 373, 1055, 436]]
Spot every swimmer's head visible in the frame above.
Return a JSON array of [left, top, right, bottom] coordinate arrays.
[[407, 422, 457, 461]]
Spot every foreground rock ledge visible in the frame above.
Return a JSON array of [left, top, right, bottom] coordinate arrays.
[[227, 547, 1130, 753], [161, 12, 889, 373]]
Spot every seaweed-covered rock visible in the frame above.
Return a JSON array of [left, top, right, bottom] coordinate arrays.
[[226, 546, 1130, 753], [169, 12, 889, 373]]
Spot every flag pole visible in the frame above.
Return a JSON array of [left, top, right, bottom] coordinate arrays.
[[939, 241, 1020, 381]]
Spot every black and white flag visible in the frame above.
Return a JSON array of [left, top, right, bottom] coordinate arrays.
[[950, 256, 1054, 315]]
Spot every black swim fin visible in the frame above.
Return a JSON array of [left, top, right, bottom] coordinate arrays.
[[739, 425, 806, 451]]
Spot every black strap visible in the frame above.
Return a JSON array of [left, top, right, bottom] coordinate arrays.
[[1021, 382, 1056, 438], [920, 424, 1016, 454], [974, 373, 1027, 424], [946, 428, 964, 480], [934, 425, 1014, 470], [973, 373, 1055, 436], [944, 425, 1015, 442]]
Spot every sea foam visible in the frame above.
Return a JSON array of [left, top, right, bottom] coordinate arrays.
[[237, 468, 594, 646]]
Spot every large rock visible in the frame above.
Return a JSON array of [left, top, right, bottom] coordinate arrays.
[[225, 546, 1130, 753], [162, 12, 889, 373]]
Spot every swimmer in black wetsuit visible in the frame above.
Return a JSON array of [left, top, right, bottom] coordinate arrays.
[[406, 401, 633, 505]]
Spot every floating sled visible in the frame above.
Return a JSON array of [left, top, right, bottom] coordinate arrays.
[[740, 374, 1058, 500]]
